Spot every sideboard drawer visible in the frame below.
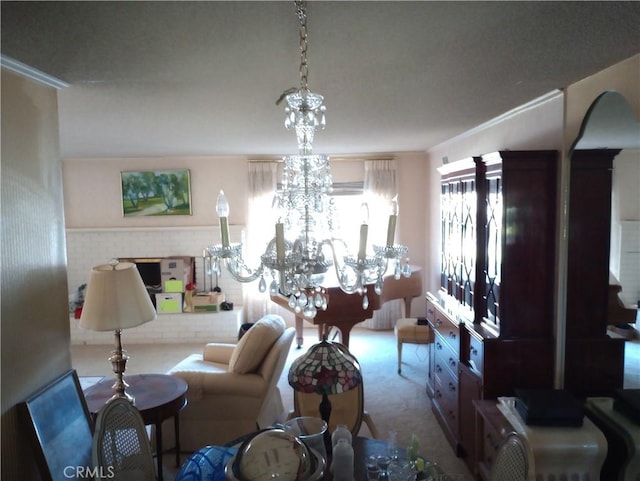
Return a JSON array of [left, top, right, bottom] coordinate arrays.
[[434, 334, 459, 378], [434, 364, 459, 436], [432, 312, 460, 356], [426, 299, 436, 323]]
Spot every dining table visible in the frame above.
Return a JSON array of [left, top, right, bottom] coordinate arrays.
[[174, 433, 451, 481]]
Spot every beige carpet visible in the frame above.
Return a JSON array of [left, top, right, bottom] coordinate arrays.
[[281, 328, 473, 480], [71, 326, 640, 481], [72, 327, 473, 480]]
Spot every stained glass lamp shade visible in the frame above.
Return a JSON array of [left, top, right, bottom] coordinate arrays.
[[288, 339, 362, 444]]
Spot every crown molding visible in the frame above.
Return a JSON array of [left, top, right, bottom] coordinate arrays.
[[1, 55, 69, 89]]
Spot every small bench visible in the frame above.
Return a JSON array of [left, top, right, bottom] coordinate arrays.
[[394, 318, 433, 374]]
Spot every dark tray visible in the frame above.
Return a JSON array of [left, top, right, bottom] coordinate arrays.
[[514, 389, 584, 427]]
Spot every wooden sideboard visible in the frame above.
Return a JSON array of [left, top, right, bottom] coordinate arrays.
[[473, 400, 515, 481], [428, 149, 626, 477]]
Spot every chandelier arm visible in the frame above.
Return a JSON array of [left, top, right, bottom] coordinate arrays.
[[220, 257, 264, 283], [315, 238, 343, 271], [314, 239, 367, 295], [291, 237, 305, 256]]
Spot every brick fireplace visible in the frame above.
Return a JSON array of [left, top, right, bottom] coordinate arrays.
[[66, 225, 245, 344]]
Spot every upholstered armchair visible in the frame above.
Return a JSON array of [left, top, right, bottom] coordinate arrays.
[[160, 314, 295, 451]]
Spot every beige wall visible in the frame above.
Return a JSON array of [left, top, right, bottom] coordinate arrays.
[[63, 155, 250, 228], [564, 55, 640, 151], [395, 152, 429, 315], [613, 150, 640, 221], [1, 70, 70, 480], [423, 54, 640, 296], [62, 152, 430, 314], [424, 90, 566, 294]]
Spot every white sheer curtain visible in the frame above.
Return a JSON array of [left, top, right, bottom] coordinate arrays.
[[244, 162, 281, 321], [363, 159, 404, 329]]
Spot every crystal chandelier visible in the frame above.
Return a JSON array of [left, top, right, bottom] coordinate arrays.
[[207, 0, 410, 319]]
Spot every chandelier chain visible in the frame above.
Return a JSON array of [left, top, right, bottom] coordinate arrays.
[[295, 0, 309, 91]]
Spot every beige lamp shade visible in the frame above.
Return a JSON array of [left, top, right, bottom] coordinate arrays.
[[79, 262, 157, 331]]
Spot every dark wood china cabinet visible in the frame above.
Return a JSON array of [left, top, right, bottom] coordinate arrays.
[[427, 149, 625, 479], [564, 149, 625, 395]]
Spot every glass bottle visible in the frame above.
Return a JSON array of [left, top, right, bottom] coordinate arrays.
[[332, 438, 354, 481], [331, 424, 352, 449]]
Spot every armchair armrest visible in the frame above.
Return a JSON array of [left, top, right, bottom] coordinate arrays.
[[203, 343, 236, 364], [170, 366, 267, 399], [201, 372, 267, 397]]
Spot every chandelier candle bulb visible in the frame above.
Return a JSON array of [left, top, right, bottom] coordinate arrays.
[[219, 218, 229, 248], [358, 223, 368, 261], [358, 202, 369, 261], [386, 197, 399, 247], [216, 190, 230, 248], [275, 222, 285, 263], [386, 214, 397, 247]]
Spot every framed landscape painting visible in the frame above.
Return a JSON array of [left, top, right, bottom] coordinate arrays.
[[121, 169, 192, 217]]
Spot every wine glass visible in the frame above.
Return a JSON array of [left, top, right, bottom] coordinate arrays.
[[377, 453, 392, 478], [366, 455, 381, 480], [388, 430, 400, 461]]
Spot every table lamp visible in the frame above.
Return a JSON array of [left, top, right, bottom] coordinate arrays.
[[79, 260, 157, 403], [288, 338, 363, 451]]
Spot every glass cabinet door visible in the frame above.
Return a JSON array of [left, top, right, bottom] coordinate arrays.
[[483, 172, 502, 327], [440, 171, 476, 312], [460, 178, 476, 309], [440, 181, 458, 296]]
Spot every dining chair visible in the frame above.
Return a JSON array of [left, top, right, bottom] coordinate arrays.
[[489, 432, 529, 481], [92, 397, 156, 481]]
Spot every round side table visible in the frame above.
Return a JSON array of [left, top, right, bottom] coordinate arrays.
[[84, 373, 187, 481]]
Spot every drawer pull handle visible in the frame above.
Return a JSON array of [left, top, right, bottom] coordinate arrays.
[[435, 364, 443, 373], [449, 358, 457, 367], [436, 342, 443, 350], [448, 382, 456, 392], [448, 330, 456, 339], [471, 347, 478, 356], [436, 319, 442, 326]]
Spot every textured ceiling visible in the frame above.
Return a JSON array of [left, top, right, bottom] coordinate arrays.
[[2, 1, 639, 158]]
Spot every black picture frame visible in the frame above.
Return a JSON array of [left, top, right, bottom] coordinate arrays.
[[20, 369, 94, 481]]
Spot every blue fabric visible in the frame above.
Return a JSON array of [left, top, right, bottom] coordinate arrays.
[[175, 446, 238, 481]]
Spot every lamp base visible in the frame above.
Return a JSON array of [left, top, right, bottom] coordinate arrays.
[[108, 385, 135, 404], [109, 329, 135, 404], [319, 392, 332, 454]]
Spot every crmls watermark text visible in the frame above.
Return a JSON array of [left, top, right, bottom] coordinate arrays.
[[64, 466, 115, 479]]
